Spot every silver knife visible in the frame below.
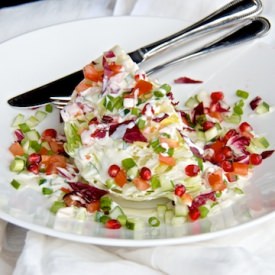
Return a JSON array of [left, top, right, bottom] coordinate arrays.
[[7, 0, 262, 107]]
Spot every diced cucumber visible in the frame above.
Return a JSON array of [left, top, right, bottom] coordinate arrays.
[[126, 218, 144, 230], [109, 206, 125, 219], [164, 209, 174, 224], [157, 204, 167, 219], [160, 176, 174, 191], [171, 216, 185, 226], [252, 137, 270, 149], [26, 116, 40, 128], [9, 158, 25, 172], [11, 113, 25, 127], [204, 125, 218, 141], [127, 166, 138, 179], [35, 110, 47, 122], [195, 90, 209, 103], [224, 114, 241, 124], [174, 204, 188, 217], [185, 96, 198, 108], [25, 130, 40, 141], [255, 101, 270, 114]]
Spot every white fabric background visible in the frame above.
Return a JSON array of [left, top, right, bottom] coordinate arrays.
[[1, 0, 275, 274]]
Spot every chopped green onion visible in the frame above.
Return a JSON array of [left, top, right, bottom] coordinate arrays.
[[100, 196, 112, 212], [42, 187, 53, 195], [45, 104, 53, 113], [198, 206, 209, 218], [233, 104, 243, 115], [50, 201, 65, 214], [160, 83, 171, 93], [131, 108, 140, 116], [137, 119, 146, 129], [234, 187, 244, 194], [236, 89, 249, 99], [19, 123, 31, 133], [121, 158, 136, 170], [99, 215, 111, 224], [10, 179, 21, 189], [151, 175, 161, 190], [148, 216, 160, 227], [38, 178, 47, 185], [153, 90, 164, 98]]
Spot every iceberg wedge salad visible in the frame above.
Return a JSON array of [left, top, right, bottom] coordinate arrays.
[[8, 45, 274, 230]]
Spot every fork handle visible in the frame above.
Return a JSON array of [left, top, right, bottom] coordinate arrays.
[[128, 0, 262, 63]]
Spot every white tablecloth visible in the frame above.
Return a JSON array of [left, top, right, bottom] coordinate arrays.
[[1, 1, 275, 274]]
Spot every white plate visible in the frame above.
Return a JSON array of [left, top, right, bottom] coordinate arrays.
[[0, 16, 275, 247]]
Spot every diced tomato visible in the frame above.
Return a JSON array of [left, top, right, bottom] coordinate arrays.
[[208, 111, 223, 122], [158, 154, 176, 166], [83, 64, 103, 82], [181, 193, 193, 205], [75, 80, 92, 93], [86, 200, 100, 213], [108, 63, 122, 76], [232, 162, 249, 176], [134, 79, 153, 96], [225, 172, 238, 182], [207, 170, 227, 191], [9, 142, 24, 156], [114, 169, 127, 187], [159, 137, 179, 148], [133, 177, 150, 191], [44, 155, 67, 175]]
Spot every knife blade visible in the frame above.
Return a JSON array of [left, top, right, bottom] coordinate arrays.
[[7, 0, 262, 107]]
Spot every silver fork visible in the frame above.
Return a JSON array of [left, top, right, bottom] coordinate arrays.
[[50, 17, 270, 109]]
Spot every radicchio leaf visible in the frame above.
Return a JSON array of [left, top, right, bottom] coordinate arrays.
[[174, 76, 203, 84], [123, 125, 147, 143], [69, 182, 108, 203], [250, 96, 262, 110]]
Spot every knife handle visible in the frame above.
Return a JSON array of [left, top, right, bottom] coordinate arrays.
[[128, 0, 262, 63]]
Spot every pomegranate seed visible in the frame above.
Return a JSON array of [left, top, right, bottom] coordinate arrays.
[[185, 164, 200, 177], [221, 160, 233, 172], [28, 153, 42, 164], [174, 184, 186, 197], [41, 128, 57, 140], [210, 91, 224, 103], [27, 163, 39, 174], [221, 146, 233, 159], [202, 121, 215, 131], [105, 219, 122, 229], [140, 167, 152, 180], [249, 153, 262, 165], [188, 208, 200, 221], [239, 122, 253, 132], [108, 164, 120, 178]]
